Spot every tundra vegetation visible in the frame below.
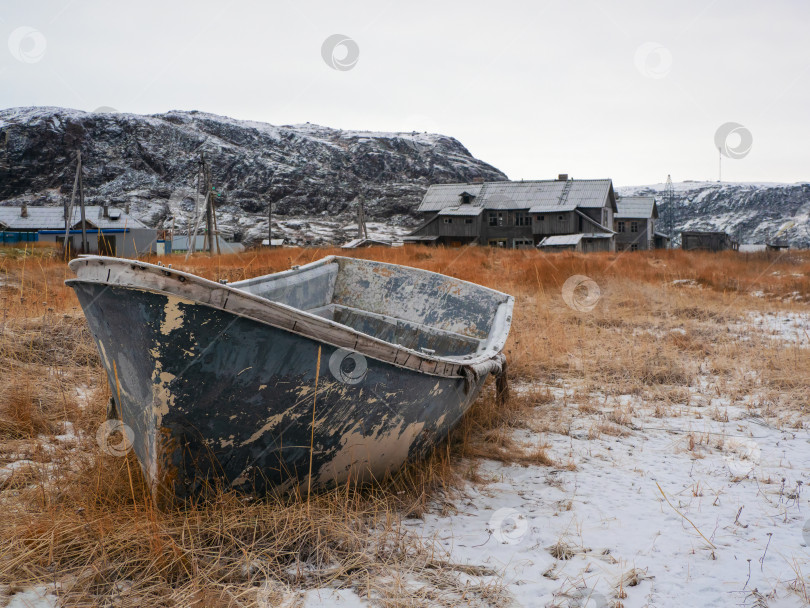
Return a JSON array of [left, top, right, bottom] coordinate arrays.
[[0, 243, 808, 606]]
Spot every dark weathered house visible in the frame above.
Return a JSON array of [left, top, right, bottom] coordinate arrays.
[[614, 196, 669, 251], [765, 239, 789, 251], [406, 176, 617, 251], [681, 230, 739, 252]]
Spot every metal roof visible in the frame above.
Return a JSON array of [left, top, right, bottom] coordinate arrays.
[[0, 206, 148, 230], [419, 179, 614, 213], [340, 238, 395, 249], [538, 234, 583, 246], [402, 235, 440, 242], [437, 206, 484, 216], [616, 196, 657, 219], [417, 183, 484, 212]]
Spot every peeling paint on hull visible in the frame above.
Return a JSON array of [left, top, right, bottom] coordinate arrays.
[[72, 283, 489, 498]]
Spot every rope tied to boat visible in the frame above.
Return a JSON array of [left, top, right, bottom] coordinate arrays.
[[462, 353, 509, 404]]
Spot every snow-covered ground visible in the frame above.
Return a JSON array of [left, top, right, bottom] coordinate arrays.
[[4, 312, 810, 607], [743, 312, 810, 347], [410, 385, 810, 607]]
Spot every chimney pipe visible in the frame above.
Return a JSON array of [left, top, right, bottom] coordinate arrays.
[[125, 203, 130, 215], [557, 173, 569, 181], [21, 203, 28, 218], [103, 203, 109, 218]]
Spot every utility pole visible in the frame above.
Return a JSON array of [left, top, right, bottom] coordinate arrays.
[[78, 152, 87, 254], [268, 199, 272, 247], [718, 147, 722, 183], [64, 151, 87, 256], [357, 197, 368, 240], [188, 152, 220, 257], [64, 152, 80, 257], [665, 174, 675, 245]]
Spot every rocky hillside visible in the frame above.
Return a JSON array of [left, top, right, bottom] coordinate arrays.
[[0, 107, 506, 245], [2, 108, 809, 249], [619, 181, 810, 248]]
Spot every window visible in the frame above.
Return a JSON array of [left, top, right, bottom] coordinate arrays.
[[488, 213, 498, 227], [630, 243, 639, 251], [557, 215, 565, 222], [630, 221, 639, 233], [488, 239, 507, 247], [514, 239, 534, 248], [464, 218, 473, 224], [515, 212, 532, 226], [443, 218, 452, 224], [536, 215, 545, 222], [617, 221, 626, 233]]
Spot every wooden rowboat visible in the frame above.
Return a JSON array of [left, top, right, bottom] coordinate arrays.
[[67, 255, 513, 499]]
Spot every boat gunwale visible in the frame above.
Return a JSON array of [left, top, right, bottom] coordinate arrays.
[[66, 255, 514, 379]]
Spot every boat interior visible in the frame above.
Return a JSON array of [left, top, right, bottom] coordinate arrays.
[[229, 257, 512, 359]]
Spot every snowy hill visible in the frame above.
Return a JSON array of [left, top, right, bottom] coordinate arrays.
[[2, 107, 809, 248], [618, 181, 810, 248], [0, 107, 506, 245]]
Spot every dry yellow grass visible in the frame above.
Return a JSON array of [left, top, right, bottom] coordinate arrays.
[[0, 243, 809, 605]]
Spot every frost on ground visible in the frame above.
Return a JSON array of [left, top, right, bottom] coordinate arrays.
[[743, 312, 810, 347], [412, 383, 810, 607]]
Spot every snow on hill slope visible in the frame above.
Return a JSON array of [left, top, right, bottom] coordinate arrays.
[[618, 181, 810, 248], [0, 107, 506, 245]]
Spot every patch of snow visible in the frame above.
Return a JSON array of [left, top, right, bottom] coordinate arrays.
[[743, 311, 810, 347], [407, 388, 810, 607], [303, 588, 367, 607], [3, 586, 57, 608]]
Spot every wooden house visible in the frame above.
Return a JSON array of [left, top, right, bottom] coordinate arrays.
[[406, 176, 617, 251], [614, 196, 669, 250], [681, 230, 739, 252]]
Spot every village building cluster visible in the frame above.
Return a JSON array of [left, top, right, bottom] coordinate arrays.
[[404, 175, 671, 252], [0, 174, 754, 256]]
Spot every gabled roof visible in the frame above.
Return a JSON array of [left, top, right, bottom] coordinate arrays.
[[417, 183, 485, 211], [615, 196, 657, 219], [437, 206, 484, 217], [539, 234, 583, 247], [340, 238, 394, 249], [538, 233, 614, 248], [0, 206, 148, 231], [418, 179, 615, 213]]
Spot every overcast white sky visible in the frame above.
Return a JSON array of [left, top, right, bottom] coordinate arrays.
[[1, 0, 809, 185]]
